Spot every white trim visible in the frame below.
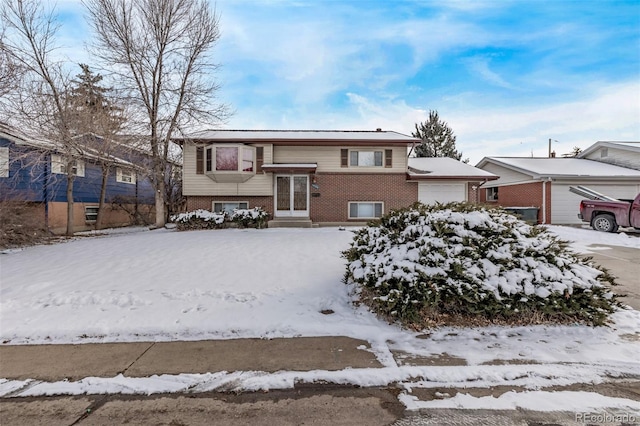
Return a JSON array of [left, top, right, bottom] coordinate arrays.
[[274, 174, 309, 217], [0, 146, 8, 177], [348, 202, 384, 219], [51, 154, 85, 177], [116, 167, 137, 184]]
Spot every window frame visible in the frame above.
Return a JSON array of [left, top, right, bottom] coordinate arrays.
[[486, 187, 498, 201], [348, 201, 384, 219], [0, 146, 8, 177], [116, 167, 136, 185], [204, 144, 257, 174], [349, 150, 384, 167], [51, 154, 85, 177], [85, 205, 99, 223], [212, 201, 249, 214]]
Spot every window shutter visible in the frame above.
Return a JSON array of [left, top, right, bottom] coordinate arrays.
[[341, 149, 348, 167], [196, 147, 204, 174], [256, 146, 264, 172], [385, 149, 392, 168], [206, 147, 212, 172]]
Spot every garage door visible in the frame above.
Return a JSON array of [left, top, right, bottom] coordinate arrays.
[[418, 183, 467, 204], [551, 183, 640, 224]]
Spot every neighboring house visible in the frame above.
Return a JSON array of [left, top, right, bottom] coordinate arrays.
[[578, 141, 640, 171], [175, 129, 497, 227], [0, 123, 156, 234], [476, 157, 640, 225]]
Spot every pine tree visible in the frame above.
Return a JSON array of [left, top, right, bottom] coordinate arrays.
[[412, 110, 466, 162]]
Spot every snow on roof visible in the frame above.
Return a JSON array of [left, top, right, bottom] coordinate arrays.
[[174, 129, 419, 143], [408, 157, 498, 179], [477, 157, 640, 178], [579, 141, 640, 158]]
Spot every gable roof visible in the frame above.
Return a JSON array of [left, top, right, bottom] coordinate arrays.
[[476, 157, 640, 179], [173, 129, 419, 146], [578, 141, 640, 158], [408, 157, 498, 180]]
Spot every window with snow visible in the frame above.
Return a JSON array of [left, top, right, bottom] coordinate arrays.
[[213, 201, 249, 214], [349, 202, 383, 219]]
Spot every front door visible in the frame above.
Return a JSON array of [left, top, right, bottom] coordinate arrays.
[[275, 175, 309, 217]]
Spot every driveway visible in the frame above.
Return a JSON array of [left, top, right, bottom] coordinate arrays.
[[584, 244, 640, 310]]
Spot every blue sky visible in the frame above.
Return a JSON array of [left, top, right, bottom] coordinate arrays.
[[53, 0, 640, 163]]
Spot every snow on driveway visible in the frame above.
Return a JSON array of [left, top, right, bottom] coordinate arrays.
[[1, 225, 639, 412]]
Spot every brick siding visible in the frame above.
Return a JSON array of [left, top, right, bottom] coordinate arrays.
[[479, 181, 551, 224]]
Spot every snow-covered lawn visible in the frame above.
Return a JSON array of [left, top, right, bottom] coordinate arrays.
[[1, 225, 639, 413]]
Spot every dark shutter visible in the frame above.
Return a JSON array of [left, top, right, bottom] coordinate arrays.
[[206, 148, 212, 172], [341, 149, 348, 167], [196, 147, 204, 174], [256, 146, 264, 173], [385, 149, 392, 168]]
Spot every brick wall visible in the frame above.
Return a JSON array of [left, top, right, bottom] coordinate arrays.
[[479, 181, 551, 224], [309, 173, 417, 223]]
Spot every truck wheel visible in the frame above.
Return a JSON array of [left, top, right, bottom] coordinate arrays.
[[592, 214, 618, 233]]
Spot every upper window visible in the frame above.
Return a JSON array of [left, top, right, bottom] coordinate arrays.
[[349, 202, 383, 219], [350, 150, 383, 167], [0, 147, 8, 177], [205, 145, 256, 173], [51, 154, 85, 177], [116, 167, 136, 184], [486, 187, 498, 201]]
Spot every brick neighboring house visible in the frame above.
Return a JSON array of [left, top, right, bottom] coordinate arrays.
[[476, 155, 640, 225], [0, 123, 156, 234], [175, 129, 498, 227]]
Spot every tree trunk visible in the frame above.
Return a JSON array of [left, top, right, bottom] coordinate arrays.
[[154, 163, 166, 228], [96, 165, 109, 230], [66, 173, 75, 236]]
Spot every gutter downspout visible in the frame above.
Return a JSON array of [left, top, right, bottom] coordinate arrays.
[[542, 177, 551, 224]]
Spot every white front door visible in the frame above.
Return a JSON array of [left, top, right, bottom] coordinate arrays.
[[275, 175, 309, 217]]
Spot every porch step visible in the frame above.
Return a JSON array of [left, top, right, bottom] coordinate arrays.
[[268, 218, 313, 228]]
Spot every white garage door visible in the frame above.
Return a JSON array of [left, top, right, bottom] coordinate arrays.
[[418, 183, 467, 204], [551, 183, 640, 224]]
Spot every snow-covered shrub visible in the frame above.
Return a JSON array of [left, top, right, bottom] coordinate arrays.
[[231, 207, 269, 229], [170, 209, 226, 230], [343, 202, 620, 327]]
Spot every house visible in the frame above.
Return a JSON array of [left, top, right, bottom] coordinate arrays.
[[577, 141, 640, 171], [0, 123, 156, 234], [475, 156, 640, 225], [175, 129, 498, 227]]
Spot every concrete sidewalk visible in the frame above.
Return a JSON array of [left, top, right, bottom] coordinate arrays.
[[0, 336, 383, 382]]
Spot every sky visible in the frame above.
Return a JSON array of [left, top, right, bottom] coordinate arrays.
[[49, 0, 640, 163]]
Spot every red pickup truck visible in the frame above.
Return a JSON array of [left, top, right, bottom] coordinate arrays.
[[578, 192, 640, 232]]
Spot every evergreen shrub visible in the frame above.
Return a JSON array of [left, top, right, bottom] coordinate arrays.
[[342, 202, 620, 327]]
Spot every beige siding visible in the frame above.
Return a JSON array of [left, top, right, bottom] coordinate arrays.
[[273, 146, 408, 173], [480, 163, 533, 186], [583, 147, 640, 170], [182, 142, 273, 196]]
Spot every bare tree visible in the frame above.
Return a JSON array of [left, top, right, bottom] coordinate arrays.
[[1, 0, 83, 236], [84, 0, 229, 227]]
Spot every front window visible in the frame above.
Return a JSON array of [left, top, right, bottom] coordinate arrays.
[[486, 187, 498, 201], [205, 145, 256, 173], [349, 202, 383, 219], [51, 154, 85, 177], [350, 150, 383, 167], [213, 201, 249, 214]]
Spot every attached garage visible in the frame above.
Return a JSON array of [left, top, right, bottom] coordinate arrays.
[[551, 183, 640, 224], [418, 182, 467, 204], [408, 157, 499, 205]]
